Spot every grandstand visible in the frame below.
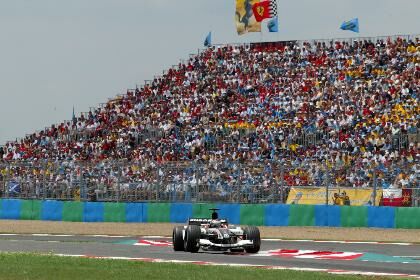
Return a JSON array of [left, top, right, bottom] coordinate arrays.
[[0, 35, 419, 204]]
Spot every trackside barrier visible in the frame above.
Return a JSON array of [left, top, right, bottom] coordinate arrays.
[[289, 205, 315, 227], [192, 203, 216, 219], [367, 206, 395, 228], [240, 204, 265, 226], [63, 201, 83, 222], [218, 204, 241, 225], [265, 204, 289, 226], [104, 202, 126, 223], [0, 199, 419, 229], [148, 203, 170, 223], [0, 199, 21, 219], [395, 208, 420, 229], [316, 205, 341, 227], [170, 203, 192, 223], [126, 203, 145, 223], [341, 206, 368, 227], [83, 202, 104, 222], [41, 200, 63, 221]]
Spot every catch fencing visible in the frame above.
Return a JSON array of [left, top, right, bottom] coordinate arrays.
[[0, 160, 418, 206]]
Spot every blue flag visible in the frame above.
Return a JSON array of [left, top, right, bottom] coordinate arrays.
[[204, 32, 212, 47], [8, 181, 20, 195], [267, 16, 278, 32], [340, 18, 359, 33]]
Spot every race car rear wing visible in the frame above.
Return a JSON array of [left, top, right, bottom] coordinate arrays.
[[188, 218, 228, 226]]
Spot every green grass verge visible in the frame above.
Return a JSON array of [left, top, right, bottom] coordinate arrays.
[[0, 253, 399, 280]]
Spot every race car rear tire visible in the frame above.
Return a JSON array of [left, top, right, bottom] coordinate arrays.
[[173, 226, 184, 251], [244, 226, 261, 253], [184, 225, 200, 253]]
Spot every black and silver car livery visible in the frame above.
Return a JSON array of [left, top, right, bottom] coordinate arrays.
[[172, 208, 261, 253]]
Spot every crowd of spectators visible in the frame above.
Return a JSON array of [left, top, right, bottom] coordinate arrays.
[[1, 35, 419, 201]]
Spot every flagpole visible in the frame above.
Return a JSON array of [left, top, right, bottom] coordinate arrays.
[[277, 0, 280, 42]]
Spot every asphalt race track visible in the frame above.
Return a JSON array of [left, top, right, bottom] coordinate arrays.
[[0, 234, 419, 277]]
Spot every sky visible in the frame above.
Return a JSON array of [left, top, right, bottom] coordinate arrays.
[[0, 0, 419, 144]]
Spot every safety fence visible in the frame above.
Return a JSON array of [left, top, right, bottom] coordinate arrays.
[[13, 127, 416, 154], [1, 160, 418, 205], [0, 199, 419, 229], [133, 129, 416, 154]]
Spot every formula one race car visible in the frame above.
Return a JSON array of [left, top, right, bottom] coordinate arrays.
[[172, 208, 261, 253]]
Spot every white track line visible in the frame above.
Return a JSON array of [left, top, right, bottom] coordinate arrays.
[[260, 239, 413, 246]]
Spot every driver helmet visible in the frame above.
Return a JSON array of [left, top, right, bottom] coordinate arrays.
[[209, 220, 221, 228]]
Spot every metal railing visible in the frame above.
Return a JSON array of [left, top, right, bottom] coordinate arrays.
[[33, 127, 416, 152], [1, 160, 418, 205]]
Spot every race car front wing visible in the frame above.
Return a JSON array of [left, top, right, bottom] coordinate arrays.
[[199, 239, 253, 248]]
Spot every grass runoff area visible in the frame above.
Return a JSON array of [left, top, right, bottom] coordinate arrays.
[[0, 253, 406, 280]]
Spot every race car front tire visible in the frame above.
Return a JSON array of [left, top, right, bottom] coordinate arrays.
[[244, 226, 261, 253], [184, 225, 200, 253], [173, 226, 184, 251]]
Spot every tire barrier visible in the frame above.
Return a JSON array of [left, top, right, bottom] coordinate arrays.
[[0, 199, 419, 229]]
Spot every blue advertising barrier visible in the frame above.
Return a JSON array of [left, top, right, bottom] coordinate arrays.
[[41, 200, 63, 221], [217, 203, 241, 224], [315, 205, 341, 227], [264, 204, 289, 226], [0, 199, 21, 220], [0, 199, 418, 229], [368, 206, 395, 228], [170, 203, 193, 223], [83, 202, 104, 222], [125, 203, 145, 223]]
